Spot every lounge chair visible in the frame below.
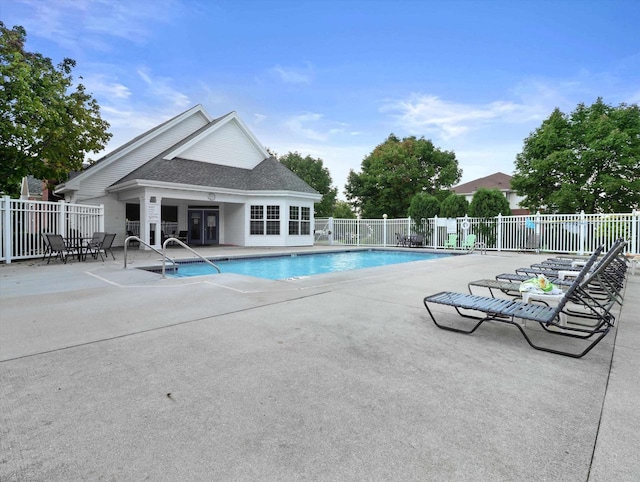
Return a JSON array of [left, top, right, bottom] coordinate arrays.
[[443, 234, 457, 249], [423, 245, 617, 358], [516, 239, 626, 279]]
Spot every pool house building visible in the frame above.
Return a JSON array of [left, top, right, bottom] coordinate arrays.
[[54, 105, 322, 249]]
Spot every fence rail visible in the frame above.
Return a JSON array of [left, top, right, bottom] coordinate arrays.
[[314, 211, 639, 256], [1, 196, 104, 263]]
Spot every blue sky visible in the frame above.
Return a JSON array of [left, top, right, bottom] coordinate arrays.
[[3, 0, 639, 197]]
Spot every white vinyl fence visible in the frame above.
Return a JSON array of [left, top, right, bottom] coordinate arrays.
[[314, 211, 639, 255], [2, 197, 637, 263], [1, 196, 104, 263]]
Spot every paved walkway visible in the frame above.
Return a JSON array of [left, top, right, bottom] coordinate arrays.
[[1, 246, 638, 481]]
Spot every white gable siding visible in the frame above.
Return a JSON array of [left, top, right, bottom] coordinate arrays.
[[179, 120, 265, 169], [75, 113, 209, 201]]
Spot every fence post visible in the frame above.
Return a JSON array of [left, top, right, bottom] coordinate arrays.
[[433, 215, 438, 248], [356, 215, 360, 247], [99, 204, 105, 232], [497, 213, 503, 252], [57, 200, 66, 236], [383, 214, 387, 247], [328, 217, 334, 246], [535, 211, 541, 253], [2, 196, 12, 263], [579, 210, 586, 256], [632, 210, 638, 254]]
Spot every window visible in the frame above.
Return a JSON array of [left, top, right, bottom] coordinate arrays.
[[301, 207, 311, 235], [250, 205, 264, 235], [289, 206, 299, 235], [289, 206, 311, 235], [250, 205, 280, 235], [266, 205, 280, 235]]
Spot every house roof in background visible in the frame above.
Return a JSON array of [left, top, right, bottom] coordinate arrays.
[[453, 172, 513, 194]]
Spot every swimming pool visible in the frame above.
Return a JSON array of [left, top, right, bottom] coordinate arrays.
[[165, 250, 452, 280]]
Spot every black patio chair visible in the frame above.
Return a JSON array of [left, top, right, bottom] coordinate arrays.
[[423, 245, 617, 358], [45, 234, 77, 264], [41, 232, 53, 261], [93, 233, 116, 261], [409, 233, 424, 247], [86, 231, 106, 254], [396, 233, 407, 247]]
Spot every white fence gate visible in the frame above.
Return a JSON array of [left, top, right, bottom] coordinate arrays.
[[1, 196, 104, 263]]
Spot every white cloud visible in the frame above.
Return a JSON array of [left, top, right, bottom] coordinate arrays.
[[269, 64, 314, 85], [381, 94, 544, 141], [82, 74, 131, 99], [15, 0, 182, 51], [283, 113, 355, 142], [285, 113, 329, 141], [137, 69, 191, 108]]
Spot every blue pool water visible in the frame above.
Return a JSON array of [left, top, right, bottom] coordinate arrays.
[[166, 250, 452, 280]]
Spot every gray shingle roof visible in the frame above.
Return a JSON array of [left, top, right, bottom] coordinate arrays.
[[113, 156, 318, 194], [453, 172, 513, 194]]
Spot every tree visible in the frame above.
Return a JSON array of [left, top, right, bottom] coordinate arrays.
[[332, 200, 356, 219], [468, 188, 511, 217], [279, 151, 337, 217], [512, 98, 640, 213], [408, 193, 440, 220], [468, 188, 511, 246], [0, 23, 112, 197], [440, 193, 468, 218], [408, 193, 440, 234], [345, 134, 461, 218]]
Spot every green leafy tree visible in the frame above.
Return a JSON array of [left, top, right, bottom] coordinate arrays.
[[279, 151, 337, 217], [468, 188, 511, 246], [468, 188, 511, 217], [0, 23, 112, 197], [408, 193, 440, 220], [332, 200, 356, 219], [512, 98, 640, 213], [345, 134, 461, 218], [408, 193, 440, 234], [440, 193, 469, 218]]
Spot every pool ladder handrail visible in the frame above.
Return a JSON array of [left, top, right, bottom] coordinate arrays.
[[123, 236, 177, 273], [161, 237, 221, 277]]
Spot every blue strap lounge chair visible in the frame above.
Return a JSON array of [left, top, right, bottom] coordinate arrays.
[[423, 245, 617, 358]]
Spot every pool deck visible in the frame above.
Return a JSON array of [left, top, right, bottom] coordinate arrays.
[[1, 245, 638, 481]]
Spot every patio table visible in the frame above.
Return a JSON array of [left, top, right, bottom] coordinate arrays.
[[63, 237, 91, 261]]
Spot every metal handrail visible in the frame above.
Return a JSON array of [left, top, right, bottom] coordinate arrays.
[[123, 235, 177, 272], [161, 237, 221, 277]]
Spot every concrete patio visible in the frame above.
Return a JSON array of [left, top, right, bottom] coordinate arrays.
[[1, 246, 638, 481]]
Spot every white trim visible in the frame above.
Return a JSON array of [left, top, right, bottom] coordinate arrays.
[[107, 179, 322, 201]]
